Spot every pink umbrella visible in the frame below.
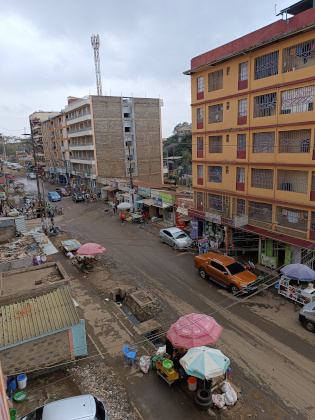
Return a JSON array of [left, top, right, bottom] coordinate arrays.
[[167, 313, 222, 349], [76, 243, 106, 255]]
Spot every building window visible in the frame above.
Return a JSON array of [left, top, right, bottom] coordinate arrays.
[[209, 104, 223, 123], [237, 134, 246, 159], [226, 166, 229, 174], [238, 99, 247, 125], [311, 212, 315, 231], [226, 135, 229, 142], [197, 165, 203, 185], [237, 167, 245, 183], [197, 108, 203, 129], [196, 191, 204, 211], [239, 62, 248, 81], [276, 206, 308, 231], [197, 137, 203, 158], [283, 39, 315, 73], [208, 194, 223, 212], [279, 129, 311, 153], [227, 67, 230, 75], [251, 168, 274, 189], [277, 170, 308, 194], [226, 102, 230, 110], [208, 166, 222, 183], [254, 92, 277, 118], [253, 132, 275, 153], [255, 51, 279, 80], [249, 201, 272, 223], [208, 69, 223, 92], [281, 86, 314, 114], [237, 198, 245, 214], [197, 76, 204, 100], [209, 136, 223, 153]]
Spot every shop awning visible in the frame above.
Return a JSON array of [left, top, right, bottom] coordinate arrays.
[[138, 198, 154, 206], [102, 186, 116, 191], [119, 192, 130, 198]]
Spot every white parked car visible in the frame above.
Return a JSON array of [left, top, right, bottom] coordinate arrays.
[[29, 172, 36, 179], [160, 227, 192, 250], [21, 394, 108, 420]]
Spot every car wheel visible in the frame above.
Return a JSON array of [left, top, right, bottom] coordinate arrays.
[[174, 244, 178, 250], [230, 284, 239, 295], [304, 320, 315, 333], [199, 268, 208, 280], [160, 236, 164, 243]]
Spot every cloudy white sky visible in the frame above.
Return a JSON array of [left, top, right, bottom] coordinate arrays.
[[0, 0, 293, 138]]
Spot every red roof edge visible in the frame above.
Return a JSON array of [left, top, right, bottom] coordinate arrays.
[[190, 8, 315, 71]]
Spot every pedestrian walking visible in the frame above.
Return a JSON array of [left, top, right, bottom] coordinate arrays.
[[50, 215, 55, 227], [120, 213, 125, 225], [113, 203, 117, 215]]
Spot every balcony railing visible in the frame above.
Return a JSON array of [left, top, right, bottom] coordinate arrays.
[[67, 111, 91, 121], [70, 156, 95, 161], [68, 126, 92, 134]]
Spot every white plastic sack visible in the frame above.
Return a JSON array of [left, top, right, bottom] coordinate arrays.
[[156, 346, 166, 356], [139, 355, 151, 374], [223, 389, 237, 406], [212, 393, 225, 408], [221, 381, 232, 393]]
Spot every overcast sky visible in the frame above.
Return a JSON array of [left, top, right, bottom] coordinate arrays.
[[0, 0, 292, 139]]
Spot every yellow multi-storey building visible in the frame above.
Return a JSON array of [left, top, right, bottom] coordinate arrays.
[[185, 2, 315, 269]]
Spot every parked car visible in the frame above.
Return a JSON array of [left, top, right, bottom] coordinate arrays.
[[159, 227, 192, 250], [20, 394, 108, 420], [48, 191, 61, 202], [72, 192, 85, 203], [56, 187, 71, 196], [194, 252, 259, 295], [299, 302, 315, 332], [29, 172, 36, 179]]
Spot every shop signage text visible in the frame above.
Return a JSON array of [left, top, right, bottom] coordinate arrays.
[[205, 212, 222, 224], [233, 214, 249, 228], [153, 197, 163, 207]]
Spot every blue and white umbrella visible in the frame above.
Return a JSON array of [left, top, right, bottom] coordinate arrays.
[[280, 264, 315, 282], [180, 346, 230, 380]]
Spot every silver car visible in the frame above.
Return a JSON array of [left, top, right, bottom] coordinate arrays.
[[21, 394, 108, 420], [160, 227, 192, 250]]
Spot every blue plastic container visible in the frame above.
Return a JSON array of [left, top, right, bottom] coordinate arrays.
[[7, 377, 17, 391]]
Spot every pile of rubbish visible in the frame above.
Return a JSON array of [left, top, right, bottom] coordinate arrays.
[[0, 236, 44, 263]]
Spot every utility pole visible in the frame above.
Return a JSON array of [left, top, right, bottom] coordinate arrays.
[[23, 128, 48, 231]]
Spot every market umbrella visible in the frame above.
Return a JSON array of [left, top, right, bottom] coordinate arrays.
[[167, 313, 222, 349], [117, 202, 132, 210], [77, 243, 106, 256], [180, 347, 230, 380], [280, 264, 315, 282]]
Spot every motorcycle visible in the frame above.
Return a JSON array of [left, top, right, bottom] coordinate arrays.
[[245, 261, 255, 270]]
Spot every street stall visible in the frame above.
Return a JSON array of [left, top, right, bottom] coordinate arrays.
[[74, 242, 106, 272], [278, 264, 315, 304], [60, 239, 82, 256]]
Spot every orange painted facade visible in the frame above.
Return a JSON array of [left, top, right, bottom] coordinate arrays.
[[186, 9, 315, 257]]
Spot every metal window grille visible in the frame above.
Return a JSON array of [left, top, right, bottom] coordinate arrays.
[[249, 201, 272, 222], [238, 99, 247, 117], [301, 249, 315, 270], [239, 62, 248, 81], [237, 167, 245, 183], [208, 194, 223, 211], [281, 86, 314, 114], [197, 76, 204, 93], [197, 108, 203, 123], [197, 165, 203, 178], [237, 198, 245, 214], [312, 172, 315, 190], [255, 51, 279, 80], [196, 191, 204, 206], [311, 211, 315, 231], [251, 168, 274, 189], [253, 132, 275, 153], [254, 93, 277, 117], [197, 137, 203, 151], [209, 136, 223, 153], [208, 166, 222, 183], [283, 39, 315, 73], [279, 129, 311, 153], [237, 134, 246, 151], [277, 170, 308, 194], [208, 69, 223, 92], [209, 104, 223, 123], [276, 206, 308, 231]]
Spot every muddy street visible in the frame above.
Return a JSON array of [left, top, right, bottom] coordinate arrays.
[[19, 175, 315, 419]]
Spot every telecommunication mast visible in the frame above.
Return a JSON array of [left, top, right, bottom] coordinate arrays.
[[91, 34, 102, 96]]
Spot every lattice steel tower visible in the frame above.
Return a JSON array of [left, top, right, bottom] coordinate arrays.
[[91, 34, 102, 96]]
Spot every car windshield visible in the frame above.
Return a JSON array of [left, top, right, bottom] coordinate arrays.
[[226, 262, 246, 275], [173, 232, 188, 239], [51, 192, 58, 196]]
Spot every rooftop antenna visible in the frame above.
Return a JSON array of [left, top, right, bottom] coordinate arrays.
[[91, 34, 102, 96]]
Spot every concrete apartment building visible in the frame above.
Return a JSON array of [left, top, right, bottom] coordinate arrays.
[[185, 1, 315, 269], [40, 95, 163, 188], [29, 111, 60, 167]]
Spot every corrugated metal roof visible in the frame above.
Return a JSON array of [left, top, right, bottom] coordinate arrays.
[[0, 286, 80, 348]]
